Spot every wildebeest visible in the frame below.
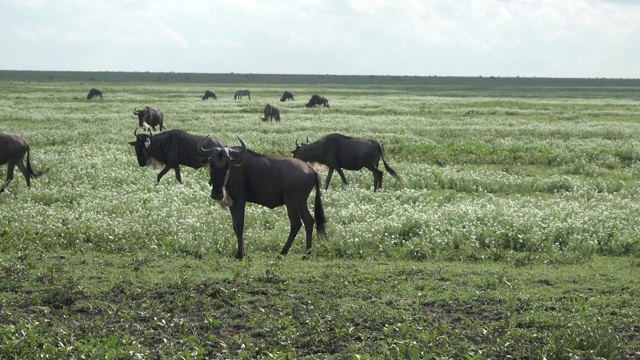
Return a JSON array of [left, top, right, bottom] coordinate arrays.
[[87, 88, 103, 100], [234, 89, 251, 100], [0, 134, 43, 194], [305, 94, 329, 108], [198, 136, 327, 260], [280, 91, 295, 102], [129, 129, 225, 185], [202, 90, 217, 100], [292, 133, 404, 191], [133, 106, 165, 132], [260, 104, 281, 122]]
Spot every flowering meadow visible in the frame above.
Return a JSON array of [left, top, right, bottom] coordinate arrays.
[[1, 74, 640, 358]]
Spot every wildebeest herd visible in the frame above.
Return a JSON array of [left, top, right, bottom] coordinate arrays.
[[2, 87, 404, 260]]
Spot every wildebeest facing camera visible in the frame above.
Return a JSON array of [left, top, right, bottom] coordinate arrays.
[[197, 136, 327, 260], [133, 106, 165, 132]]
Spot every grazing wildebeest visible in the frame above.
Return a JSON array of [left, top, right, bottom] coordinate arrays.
[[133, 106, 165, 131], [129, 129, 225, 185], [0, 134, 43, 194], [87, 88, 103, 100], [202, 90, 217, 100], [198, 136, 327, 260], [233, 90, 251, 100], [260, 104, 281, 122], [305, 94, 329, 108], [292, 133, 404, 191], [280, 91, 295, 102]]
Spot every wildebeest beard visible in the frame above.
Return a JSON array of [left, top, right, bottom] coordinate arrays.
[[211, 165, 233, 208]]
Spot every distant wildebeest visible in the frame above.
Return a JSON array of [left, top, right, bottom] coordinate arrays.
[[198, 136, 327, 260], [129, 129, 225, 185], [292, 133, 404, 191], [234, 89, 251, 100], [0, 134, 43, 194], [280, 91, 295, 102], [133, 106, 165, 132], [260, 104, 281, 122], [87, 88, 103, 100], [306, 94, 329, 108], [202, 90, 217, 100]]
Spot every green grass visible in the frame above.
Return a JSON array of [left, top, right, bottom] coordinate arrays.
[[1, 72, 640, 358]]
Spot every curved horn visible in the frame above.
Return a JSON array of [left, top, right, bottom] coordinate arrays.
[[236, 136, 247, 153], [197, 135, 218, 154], [306, 136, 310, 143], [134, 128, 138, 136], [295, 138, 299, 147]]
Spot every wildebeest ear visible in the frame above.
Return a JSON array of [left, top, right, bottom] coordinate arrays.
[[144, 138, 151, 148], [128, 141, 137, 146]]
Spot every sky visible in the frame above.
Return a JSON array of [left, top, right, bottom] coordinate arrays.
[[1, 0, 639, 78]]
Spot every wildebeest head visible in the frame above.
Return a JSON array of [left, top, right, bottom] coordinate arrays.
[[133, 107, 149, 128], [198, 136, 247, 204], [291, 137, 311, 159], [128, 128, 153, 167]]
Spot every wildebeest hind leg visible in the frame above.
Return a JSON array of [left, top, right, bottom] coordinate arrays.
[[174, 167, 182, 184], [335, 168, 348, 185], [280, 205, 303, 257], [369, 166, 384, 191], [299, 205, 314, 255], [6, 162, 17, 186], [16, 161, 31, 187]]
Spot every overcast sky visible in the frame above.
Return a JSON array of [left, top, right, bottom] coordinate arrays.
[[1, 0, 639, 78]]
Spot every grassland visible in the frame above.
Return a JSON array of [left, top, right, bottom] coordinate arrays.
[[1, 71, 640, 358]]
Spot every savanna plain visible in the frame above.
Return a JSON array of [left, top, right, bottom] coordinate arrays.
[[1, 72, 640, 359]]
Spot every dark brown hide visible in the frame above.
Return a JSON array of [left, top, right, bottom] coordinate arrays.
[[0, 134, 43, 193], [202, 90, 217, 100], [280, 91, 295, 102], [305, 94, 329, 108], [128, 129, 224, 185], [260, 104, 281, 122], [199, 136, 327, 260], [133, 106, 165, 131], [292, 133, 404, 191], [87, 88, 103, 100]]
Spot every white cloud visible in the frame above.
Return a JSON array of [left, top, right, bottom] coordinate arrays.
[[1, 0, 639, 77]]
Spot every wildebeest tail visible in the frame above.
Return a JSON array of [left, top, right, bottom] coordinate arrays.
[[25, 146, 42, 178], [314, 173, 327, 238], [380, 144, 405, 185]]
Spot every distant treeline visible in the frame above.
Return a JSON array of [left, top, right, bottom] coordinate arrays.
[[1, 70, 639, 88]]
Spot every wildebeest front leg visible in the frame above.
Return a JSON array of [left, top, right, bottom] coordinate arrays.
[[325, 168, 335, 189], [156, 166, 172, 185], [230, 204, 247, 260], [280, 205, 303, 257]]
